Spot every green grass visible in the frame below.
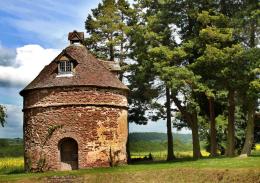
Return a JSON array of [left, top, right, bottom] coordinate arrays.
[[1, 155, 260, 182], [0, 146, 260, 182]]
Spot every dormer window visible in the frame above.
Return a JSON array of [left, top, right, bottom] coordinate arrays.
[[58, 60, 73, 76]]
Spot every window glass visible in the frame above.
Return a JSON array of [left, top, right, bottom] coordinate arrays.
[[59, 61, 73, 74], [66, 61, 72, 72]]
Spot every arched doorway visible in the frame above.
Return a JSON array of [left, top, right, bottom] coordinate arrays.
[[58, 138, 78, 170]]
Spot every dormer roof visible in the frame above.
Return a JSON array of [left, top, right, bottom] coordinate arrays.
[[68, 30, 84, 44]]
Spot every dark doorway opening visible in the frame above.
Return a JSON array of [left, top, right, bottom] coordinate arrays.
[[59, 137, 78, 170]]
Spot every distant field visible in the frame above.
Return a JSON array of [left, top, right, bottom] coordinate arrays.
[[131, 150, 210, 160], [256, 144, 260, 151], [132, 144, 260, 160], [0, 138, 23, 158], [0, 157, 23, 174]]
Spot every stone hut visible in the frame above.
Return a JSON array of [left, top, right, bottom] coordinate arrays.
[[20, 31, 129, 172]]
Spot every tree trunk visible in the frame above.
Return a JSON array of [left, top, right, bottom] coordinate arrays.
[[249, 17, 256, 48], [191, 112, 202, 159], [209, 97, 217, 156], [166, 87, 175, 161], [118, 37, 124, 81], [118, 23, 124, 81], [109, 44, 115, 61], [171, 95, 201, 159], [240, 7, 257, 157], [225, 89, 236, 157], [126, 121, 131, 163], [109, 35, 115, 61], [240, 101, 256, 156], [219, 0, 228, 15]]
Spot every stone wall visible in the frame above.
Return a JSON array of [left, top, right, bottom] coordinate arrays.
[[23, 86, 128, 172], [23, 87, 128, 109]]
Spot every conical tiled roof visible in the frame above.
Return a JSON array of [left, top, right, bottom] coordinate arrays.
[[20, 45, 128, 95]]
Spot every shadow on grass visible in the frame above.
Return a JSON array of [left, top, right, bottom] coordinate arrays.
[[250, 151, 260, 157], [0, 168, 25, 175], [249, 154, 260, 157], [129, 155, 233, 166], [130, 157, 198, 165]]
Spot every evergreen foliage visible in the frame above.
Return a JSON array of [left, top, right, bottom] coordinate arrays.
[[85, 0, 260, 159]]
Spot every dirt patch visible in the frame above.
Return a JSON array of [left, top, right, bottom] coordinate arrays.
[[43, 175, 84, 183], [79, 168, 260, 183]]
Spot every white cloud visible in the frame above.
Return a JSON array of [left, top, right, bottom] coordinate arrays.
[[0, 44, 60, 87], [0, 44, 60, 138]]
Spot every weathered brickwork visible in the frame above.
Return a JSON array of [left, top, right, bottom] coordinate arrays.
[[23, 86, 128, 172], [23, 87, 127, 109]]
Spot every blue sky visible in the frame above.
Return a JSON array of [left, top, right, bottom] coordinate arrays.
[[0, 0, 98, 48], [0, 0, 188, 138]]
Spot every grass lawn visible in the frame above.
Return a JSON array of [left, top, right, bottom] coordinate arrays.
[[0, 145, 259, 182], [0, 160, 260, 183]]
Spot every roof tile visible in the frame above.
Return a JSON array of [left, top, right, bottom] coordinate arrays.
[[20, 45, 128, 95]]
